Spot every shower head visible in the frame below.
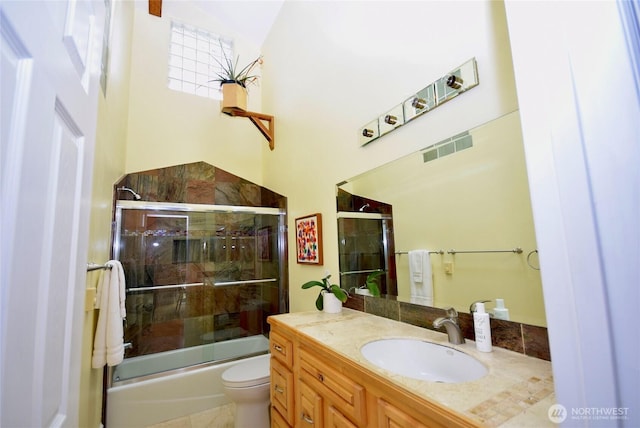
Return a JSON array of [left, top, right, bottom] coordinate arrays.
[[117, 186, 142, 200], [358, 203, 370, 212]]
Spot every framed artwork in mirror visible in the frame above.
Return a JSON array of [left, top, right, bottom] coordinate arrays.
[[295, 213, 323, 265]]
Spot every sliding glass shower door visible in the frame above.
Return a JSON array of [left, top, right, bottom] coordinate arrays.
[[114, 201, 285, 359]]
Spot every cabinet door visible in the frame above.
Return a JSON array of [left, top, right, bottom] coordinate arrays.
[[327, 405, 358, 428], [271, 357, 295, 425], [299, 381, 323, 427], [299, 348, 367, 425], [377, 399, 428, 428], [271, 405, 292, 428]]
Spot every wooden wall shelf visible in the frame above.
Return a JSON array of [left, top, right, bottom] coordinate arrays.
[[222, 107, 275, 151]]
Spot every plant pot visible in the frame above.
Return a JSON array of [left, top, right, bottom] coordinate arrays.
[[221, 82, 247, 111], [323, 292, 342, 314]]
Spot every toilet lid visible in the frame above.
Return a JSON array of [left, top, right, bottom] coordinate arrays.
[[222, 355, 270, 388]]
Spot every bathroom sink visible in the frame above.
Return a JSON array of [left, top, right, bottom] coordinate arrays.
[[360, 338, 487, 383]]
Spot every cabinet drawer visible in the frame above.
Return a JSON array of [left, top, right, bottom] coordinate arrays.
[[270, 330, 293, 367], [328, 405, 358, 428], [299, 381, 323, 427], [377, 399, 428, 428], [299, 348, 366, 426], [271, 357, 294, 425]]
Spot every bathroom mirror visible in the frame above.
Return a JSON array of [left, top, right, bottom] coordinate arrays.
[[337, 110, 546, 327]]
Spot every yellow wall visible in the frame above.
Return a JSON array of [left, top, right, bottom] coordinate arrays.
[[124, 6, 266, 183], [261, 1, 520, 312], [80, 1, 134, 426]]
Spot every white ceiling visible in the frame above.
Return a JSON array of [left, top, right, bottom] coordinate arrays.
[[148, 0, 285, 47]]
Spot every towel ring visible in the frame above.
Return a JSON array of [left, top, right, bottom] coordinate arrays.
[[526, 250, 540, 270]]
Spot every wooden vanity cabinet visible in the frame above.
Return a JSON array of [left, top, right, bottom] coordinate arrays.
[[270, 329, 295, 426], [268, 320, 480, 428]]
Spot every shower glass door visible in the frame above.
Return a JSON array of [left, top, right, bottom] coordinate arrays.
[[114, 201, 284, 361], [337, 212, 397, 296]]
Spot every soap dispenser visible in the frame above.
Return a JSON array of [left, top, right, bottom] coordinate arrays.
[[473, 302, 492, 352], [493, 298, 510, 320]]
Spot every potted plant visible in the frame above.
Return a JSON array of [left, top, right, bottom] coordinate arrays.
[[359, 270, 383, 297], [210, 42, 262, 111], [302, 274, 348, 313]]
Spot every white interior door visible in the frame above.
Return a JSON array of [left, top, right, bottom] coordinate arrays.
[[505, 1, 640, 424], [1, 1, 104, 426]]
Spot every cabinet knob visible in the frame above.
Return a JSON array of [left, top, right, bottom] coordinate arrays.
[[318, 373, 324, 382], [274, 344, 283, 352], [274, 385, 284, 394]]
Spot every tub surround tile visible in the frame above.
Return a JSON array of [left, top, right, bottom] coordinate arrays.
[[115, 161, 288, 359], [270, 309, 555, 427], [116, 161, 285, 208], [185, 179, 215, 203]]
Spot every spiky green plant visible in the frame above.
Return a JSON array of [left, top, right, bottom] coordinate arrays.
[[209, 42, 262, 88], [301, 274, 348, 311]]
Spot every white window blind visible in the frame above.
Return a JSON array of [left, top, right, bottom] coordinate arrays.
[[168, 21, 232, 99]]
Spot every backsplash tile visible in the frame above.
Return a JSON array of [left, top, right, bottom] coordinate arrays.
[[345, 294, 550, 361], [364, 296, 399, 321], [522, 324, 551, 361]]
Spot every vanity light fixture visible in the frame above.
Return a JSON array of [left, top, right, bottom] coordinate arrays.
[[379, 105, 404, 136], [411, 98, 427, 110], [384, 115, 398, 125], [359, 119, 380, 145], [446, 75, 463, 90], [360, 58, 479, 146]]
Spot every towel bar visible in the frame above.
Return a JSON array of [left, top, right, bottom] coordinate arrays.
[[87, 263, 113, 272]]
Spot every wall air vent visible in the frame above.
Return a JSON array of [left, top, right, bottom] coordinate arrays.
[[422, 131, 473, 163]]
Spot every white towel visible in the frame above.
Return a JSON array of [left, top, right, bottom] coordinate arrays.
[[92, 260, 127, 368], [408, 250, 433, 306]]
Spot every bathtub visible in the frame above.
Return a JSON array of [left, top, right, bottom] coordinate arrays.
[[106, 335, 270, 427]]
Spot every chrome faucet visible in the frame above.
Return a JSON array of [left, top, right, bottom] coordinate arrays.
[[433, 307, 465, 344]]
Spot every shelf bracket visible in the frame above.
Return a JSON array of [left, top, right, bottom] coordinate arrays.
[[222, 107, 275, 150]]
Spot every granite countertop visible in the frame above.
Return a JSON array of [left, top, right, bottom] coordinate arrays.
[[269, 309, 556, 427]]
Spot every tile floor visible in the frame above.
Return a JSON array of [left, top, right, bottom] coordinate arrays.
[[147, 403, 235, 428]]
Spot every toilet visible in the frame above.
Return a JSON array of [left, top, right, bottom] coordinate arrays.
[[222, 354, 271, 428]]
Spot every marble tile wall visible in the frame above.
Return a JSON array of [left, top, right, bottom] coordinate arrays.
[[115, 161, 286, 209], [116, 162, 287, 358], [344, 295, 550, 361]]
